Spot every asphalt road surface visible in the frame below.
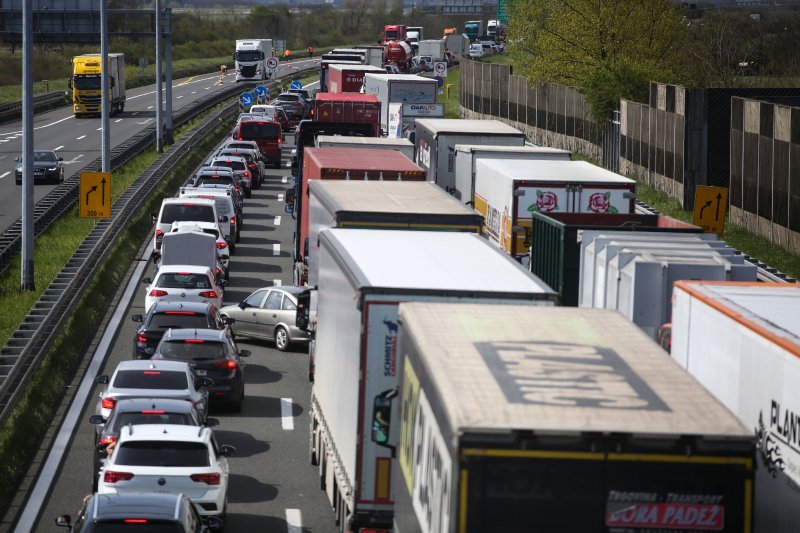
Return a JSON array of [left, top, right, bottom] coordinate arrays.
[[15, 88, 338, 531], [0, 58, 318, 232]]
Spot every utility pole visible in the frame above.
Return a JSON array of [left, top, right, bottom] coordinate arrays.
[[101, 0, 110, 172], [155, 0, 163, 152], [165, 7, 173, 145], [21, 0, 34, 290]]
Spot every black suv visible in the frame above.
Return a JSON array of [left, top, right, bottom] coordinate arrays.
[[275, 92, 309, 123], [56, 493, 218, 532], [131, 301, 230, 359]]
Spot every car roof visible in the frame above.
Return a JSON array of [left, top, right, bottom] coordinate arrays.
[[90, 493, 187, 521], [148, 300, 216, 314], [162, 328, 228, 342], [261, 285, 304, 296], [154, 264, 213, 275], [114, 359, 192, 373], [119, 423, 211, 442], [110, 397, 198, 414]]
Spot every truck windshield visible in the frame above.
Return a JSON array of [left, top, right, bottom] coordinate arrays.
[[236, 51, 262, 62], [73, 75, 101, 90], [385, 30, 398, 39]]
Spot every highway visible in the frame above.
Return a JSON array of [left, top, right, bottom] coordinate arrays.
[[0, 58, 317, 232]]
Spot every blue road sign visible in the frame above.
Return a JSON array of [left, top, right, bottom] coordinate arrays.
[[240, 92, 253, 107], [434, 76, 444, 88], [254, 86, 267, 97], [290, 80, 303, 90]]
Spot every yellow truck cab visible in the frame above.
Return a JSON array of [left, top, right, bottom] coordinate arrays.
[[70, 53, 126, 117]]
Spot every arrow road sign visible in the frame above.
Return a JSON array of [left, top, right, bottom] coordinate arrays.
[[290, 80, 303, 90], [240, 92, 253, 107], [254, 85, 267, 97], [692, 185, 728, 235], [80, 172, 112, 219]]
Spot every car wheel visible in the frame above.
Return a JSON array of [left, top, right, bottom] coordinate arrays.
[[229, 240, 236, 254], [274, 326, 290, 351], [235, 227, 241, 244]]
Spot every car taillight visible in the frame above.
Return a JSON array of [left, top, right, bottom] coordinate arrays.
[[104, 470, 134, 484], [214, 360, 238, 370], [137, 333, 148, 343], [229, 218, 236, 226], [310, 108, 314, 117], [101, 397, 116, 410], [217, 241, 228, 249], [149, 289, 168, 297], [243, 171, 250, 177], [99, 436, 118, 446], [124, 520, 148, 524], [155, 229, 164, 242], [190, 473, 220, 485], [215, 267, 221, 277], [199, 291, 218, 298], [248, 162, 256, 168]]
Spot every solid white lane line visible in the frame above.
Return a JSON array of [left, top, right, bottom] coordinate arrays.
[[273, 216, 281, 226], [13, 257, 149, 532], [0, 171, 10, 179], [285, 509, 302, 533], [281, 399, 294, 430], [114, 119, 122, 123], [272, 243, 280, 256], [53, 145, 64, 151], [273, 279, 281, 287], [76, 135, 86, 140]]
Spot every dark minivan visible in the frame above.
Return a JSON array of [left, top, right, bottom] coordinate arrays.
[[234, 119, 282, 168]]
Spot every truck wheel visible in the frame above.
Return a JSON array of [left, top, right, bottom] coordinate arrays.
[[309, 418, 318, 465]]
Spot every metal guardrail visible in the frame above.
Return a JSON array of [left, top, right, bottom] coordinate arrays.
[[634, 200, 796, 284], [0, 91, 67, 124], [0, 66, 316, 425]]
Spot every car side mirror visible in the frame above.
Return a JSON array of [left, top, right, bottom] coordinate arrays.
[[238, 301, 247, 310], [219, 444, 236, 456], [239, 349, 251, 357], [199, 376, 215, 388], [55, 515, 72, 528], [89, 414, 106, 425], [94, 375, 110, 384], [131, 314, 143, 322], [141, 277, 152, 284]]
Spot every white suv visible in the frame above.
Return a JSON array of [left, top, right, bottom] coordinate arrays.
[[142, 264, 224, 313], [97, 424, 234, 520], [179, 187, 241, 250], [152, 198, 222, 256]]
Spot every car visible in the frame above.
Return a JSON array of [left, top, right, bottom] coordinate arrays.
[[168, 221, 231, 280], [384, 63, 401, 74], [191, 167, 245, 208], [94, 359, 212, 421], [55, 492, 218, 532], [417, 55, 434, 71], [215, 147, 264, 189], [96, 424, 234, 521], [219, 286, 311, 351], [152, 198, 223, 256], [151, 328, 250, 412], [275, 92, 308, 122], [15, 149, 64, 185], [142, 264, 225, 314], [207, 155, 252, 198], [130, 300, 230, 359], [288, 87, 313, 103], [178, 188, 241, 248], [88, 398, 205, 491], [481, 42, 493, 56], [235, 112, 269, 124], [468, 43, 484, 59], [248, 104, 291, 133], [408, 56, 422, 74]]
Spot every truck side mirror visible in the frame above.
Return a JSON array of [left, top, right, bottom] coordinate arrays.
[[295, 289, 311, 331], [284, 204, 294, 215], [285, 187, 296, 205], [67, 77, 72, 89], [371, 388, 398, 455]]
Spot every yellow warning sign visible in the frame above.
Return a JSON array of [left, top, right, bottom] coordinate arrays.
[[692, 185, 728, 235], [79, 172, 111, 218]]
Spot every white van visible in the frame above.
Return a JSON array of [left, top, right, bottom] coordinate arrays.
[[152, 198, 221, 256], [179, 188, 241, 251]]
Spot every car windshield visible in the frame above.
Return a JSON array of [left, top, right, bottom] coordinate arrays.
[[33, 151, 57, 162], [159, 340, 226, 361], [155, 273, 211, 289], [276, 94, 300, 103], [112, 370, 188, 390], [73, 74, 101, 90], [160, 204, 215, 224], [212, 160, 246, 171], [112, 412, 194, 432], [149, 312, 210, 330], [239, 123, 280, 139], [91, 523, 184, 533], [115, 441, 210, 467]]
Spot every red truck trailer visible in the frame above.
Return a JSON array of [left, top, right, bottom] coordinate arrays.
[[290, 147, 426, 285], [312, 93, 381, 136], [327, 64, 386, 94]]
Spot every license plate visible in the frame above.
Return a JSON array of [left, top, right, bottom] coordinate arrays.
[[195, 369, 207, 376]]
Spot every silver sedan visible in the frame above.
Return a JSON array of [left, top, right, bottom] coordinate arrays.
[[220, 286, 310, 351]]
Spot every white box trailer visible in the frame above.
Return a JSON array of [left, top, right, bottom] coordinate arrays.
[[453, 144, 571, 202], [309, 229, 556, 532], [314, 135, 414, 160], [445, 33, 469, 56], [363, 74, 438, 136], [393, 302, 754, 533], [474, 159, 635, 265], [415, 119, 525, 193], [671, 281, 800, 533], [417, 39, 446, 61]]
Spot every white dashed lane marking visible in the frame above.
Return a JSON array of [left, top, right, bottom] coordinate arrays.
[[285, 509, 302, 533], [54, 145, 64, 151], [76, 135, 86, 140], [281, 398, 294, 430], [0, 172, 10, 179], [273, 216, 281, 226], [272, 243, 280, 256]]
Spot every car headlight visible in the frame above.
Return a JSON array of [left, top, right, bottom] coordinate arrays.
[[48, 167, 58, 171]]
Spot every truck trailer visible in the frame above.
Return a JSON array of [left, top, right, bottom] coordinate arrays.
[[70, 53, 126, 117], [309, 230, 557, 532], [234, 39, 273, 81], [671, 280, 800, 533], [393, 302, 755, 533], [327, 64, 386, 94], [473, 159, 636, 265], [363, 74, 438, 135], [453, 144, 571, 202], [315, 135, 414, 160], [417, 39, 446, 61], [307, 180, 484, 285], [289, 148, 426, 285], [414, 119, 526, 194]]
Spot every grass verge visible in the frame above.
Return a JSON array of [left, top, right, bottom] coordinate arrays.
[[444, 66, 461, 119], [0, 105, 236, 515]]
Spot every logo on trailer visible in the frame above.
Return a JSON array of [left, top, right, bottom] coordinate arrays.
[[588, 191, 617, 214], [382, 318, 398, 377]]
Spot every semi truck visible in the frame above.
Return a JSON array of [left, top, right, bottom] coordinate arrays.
[[234, 39, 273, 81], [444, 34, 469, 57], [288, 147, 426, 285], [473, 159, 636, 265], [327, 64, 386, 94], [671, 280, 800, 533], [414, 119, 526, 194], [307, 229, 557, 532], [406, 26, 423, 50], [319, 59, 362, 92], [383, 40, 413, 72], [363, 74, 438, 135], [70, 53, 126, 117], [306, 180, 483, 285], [464, 20, 483, 41], [383, 24, 407, 44], [391, 302, 755, 533], [453, 144, 571, 203], [315, 135, 414, 160]]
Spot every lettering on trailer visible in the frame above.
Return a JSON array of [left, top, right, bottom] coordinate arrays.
[[382, 317, 398, 377], [484, 203, 503, 242], [418, 139, 431, 169], [476, 340, 669, 410], [411, 387, 452, 533], [605, 502, 725, 531], [399, 357, 422, 494], [754, 399, 800, 481]]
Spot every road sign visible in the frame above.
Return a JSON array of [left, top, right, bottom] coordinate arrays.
[[267, 57, 279, 70], [254, 85, 267, 97], [433, 61, 448, 78], [290, 80, 303, 91], [240, 92, 253, 110], [79, 172, 111, 219], [692, 185, 728, 235], [434, 75, 444, 88]]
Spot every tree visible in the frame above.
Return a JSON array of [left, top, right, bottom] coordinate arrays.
[[508, 0, 686, 122]]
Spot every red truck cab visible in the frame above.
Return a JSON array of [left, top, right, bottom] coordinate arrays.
[[383, 24, 407, 43], [234, 119, 283, 168]]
